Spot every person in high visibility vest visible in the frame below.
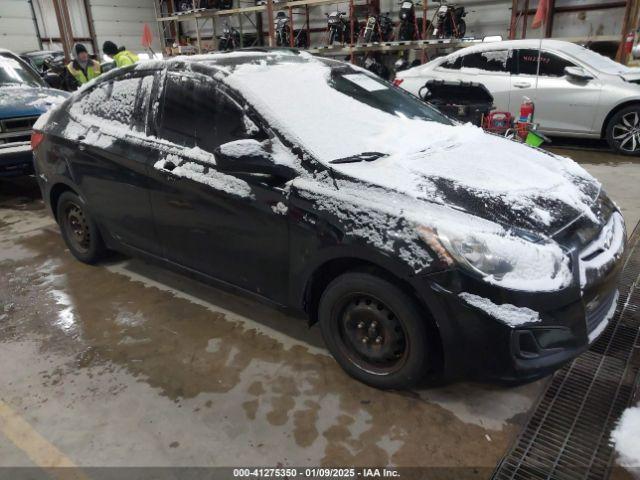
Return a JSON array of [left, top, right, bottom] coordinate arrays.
[[65, 43, 101, 91], [102, 41, 139, 69]]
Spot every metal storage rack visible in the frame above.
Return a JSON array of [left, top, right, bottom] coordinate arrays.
[[153, 0, 466, 61]]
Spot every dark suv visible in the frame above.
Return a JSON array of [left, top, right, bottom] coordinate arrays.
[[32, 52, 625, 389]]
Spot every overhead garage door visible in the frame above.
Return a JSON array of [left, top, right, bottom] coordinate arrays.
[[89, 0, 160, 58], [0, 0, 41, 53]]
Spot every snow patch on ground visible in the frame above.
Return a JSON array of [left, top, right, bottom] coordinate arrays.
[[611, 403, 640, 471], [459, 292, 541, 327]]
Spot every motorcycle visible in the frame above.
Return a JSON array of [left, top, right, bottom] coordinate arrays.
[[218, 22, 241, 51], [430, 0, 466, 39], [275, 11, 308, 48], [397, 0, 422, 41], [326, 11, 358, 45], [361, 12, 394, 43]]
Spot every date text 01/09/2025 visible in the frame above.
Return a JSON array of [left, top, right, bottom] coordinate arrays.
[[232, 468, 401, 478]]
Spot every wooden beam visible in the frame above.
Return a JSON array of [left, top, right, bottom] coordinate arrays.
[[82, 0, 99, 55], [544, 0, 555, 38]]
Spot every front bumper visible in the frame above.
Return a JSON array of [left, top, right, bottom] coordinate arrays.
[[0, 142, 33, 176], [411, 212, 626, 383]]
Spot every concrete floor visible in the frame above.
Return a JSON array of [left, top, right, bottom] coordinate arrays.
[[0, 146, 638, 472]]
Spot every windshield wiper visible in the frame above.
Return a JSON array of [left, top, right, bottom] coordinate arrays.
[[329, 152, 388, 164]]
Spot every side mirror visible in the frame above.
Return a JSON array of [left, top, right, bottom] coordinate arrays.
[[214, 139, 296, 179], [564, 66, 593, 81]]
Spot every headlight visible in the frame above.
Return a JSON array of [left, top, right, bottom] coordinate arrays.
[[418, 225, 572, 292]]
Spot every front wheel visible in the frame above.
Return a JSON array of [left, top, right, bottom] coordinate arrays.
[[318, 272, 431, 389], [606, 105, 640, 156]]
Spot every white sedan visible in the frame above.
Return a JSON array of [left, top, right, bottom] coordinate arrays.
[[396, 39, 640, 155]]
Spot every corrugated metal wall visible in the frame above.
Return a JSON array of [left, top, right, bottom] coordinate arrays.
[[0, 0, 630, 56], [0, 0, 41, 52]]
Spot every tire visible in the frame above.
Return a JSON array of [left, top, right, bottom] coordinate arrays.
[[318, 272, 431, 389], [606, 105, 640, 156], [56, 191, 106, 264]]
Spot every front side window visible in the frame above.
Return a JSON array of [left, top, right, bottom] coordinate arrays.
[[462, 50, 512, 72], [71, 75, 154, 131], [157, 73, 260, 154], [517, 49, 576, 77]]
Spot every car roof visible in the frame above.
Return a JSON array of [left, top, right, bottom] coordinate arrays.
[[445, 39, 578, 56]]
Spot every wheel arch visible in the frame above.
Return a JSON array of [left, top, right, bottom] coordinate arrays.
[[301, 255, 444, 374], [601, 99, 640, 138], [49, 182, 79, 222]]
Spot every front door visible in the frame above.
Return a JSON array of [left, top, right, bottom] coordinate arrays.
[[509, 48, 603, 135], [147, 71, 291, 304]]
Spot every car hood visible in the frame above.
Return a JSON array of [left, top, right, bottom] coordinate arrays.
[[0, 86, 69, 118], [328, 123, 602, 238], [619, 68, 640, 83]]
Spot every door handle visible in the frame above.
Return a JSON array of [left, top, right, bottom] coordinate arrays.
[[162, 160, 177, 172], [513, 81, 531, 89]]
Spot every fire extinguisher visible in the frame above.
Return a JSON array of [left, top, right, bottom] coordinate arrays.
[[625, 31, 635, 55], [519, 96, 534, 123]]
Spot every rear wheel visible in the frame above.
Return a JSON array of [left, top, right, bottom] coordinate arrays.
[[318, 272, 431, 389], [56, 191, 106, 264], [606, 105, 640, 156]]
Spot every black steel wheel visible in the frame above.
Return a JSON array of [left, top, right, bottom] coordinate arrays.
[[318, 272, 431, 389], [606, 106, 640, 156], [56, 191, 106, 264]]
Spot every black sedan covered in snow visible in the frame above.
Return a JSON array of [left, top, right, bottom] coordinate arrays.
[[32, 52, 626, 389]]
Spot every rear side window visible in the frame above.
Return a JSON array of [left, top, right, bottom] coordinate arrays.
[[462, 50, 512, 72], [517, 49, 575, 77], [441, 55, 462, 70], [157, 73, 260, 154], [71, 75, 154, 132]]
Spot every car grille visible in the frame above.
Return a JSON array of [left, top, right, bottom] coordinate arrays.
[[0, 116, 39, 146]]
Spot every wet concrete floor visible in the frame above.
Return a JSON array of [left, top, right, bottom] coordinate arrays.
[[0, 147, 638, 471]]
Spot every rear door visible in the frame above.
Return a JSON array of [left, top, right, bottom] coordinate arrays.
[[459, 50, 514, 111], [64, 71, 161, 254], [509, 49, 603, 134], [146, 71, 291, 303]]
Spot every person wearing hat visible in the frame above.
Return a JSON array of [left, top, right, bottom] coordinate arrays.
[[102, 41, 139, 69], [65, 43, 101, 90]]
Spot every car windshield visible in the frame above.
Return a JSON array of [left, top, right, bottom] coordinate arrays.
[[222, 56, 453, 163], [0, 53, 44, 87]]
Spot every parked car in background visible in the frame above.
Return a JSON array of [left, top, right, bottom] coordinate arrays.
[[0, 49, 69, 176], [396, 39, 640, 156], [33, 53, 625, 388], [20, 50, 65, 75]]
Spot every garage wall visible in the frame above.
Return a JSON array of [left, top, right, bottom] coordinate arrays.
[[518, 0, 626, 40], [89, 0, 161, 56], [0, 0, 41, 53]]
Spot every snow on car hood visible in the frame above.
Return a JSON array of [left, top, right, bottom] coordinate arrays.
[[0, 86, 68, 118], [223, 57, 601, 236], [331, 120, 601, 236]]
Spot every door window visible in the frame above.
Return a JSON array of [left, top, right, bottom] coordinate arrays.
[[157, 73, 263, 154], [70, 74, 154, 132], [461, 50, 512, 72], [517, 49, 576, 77], [441, 55, 462, 70]]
